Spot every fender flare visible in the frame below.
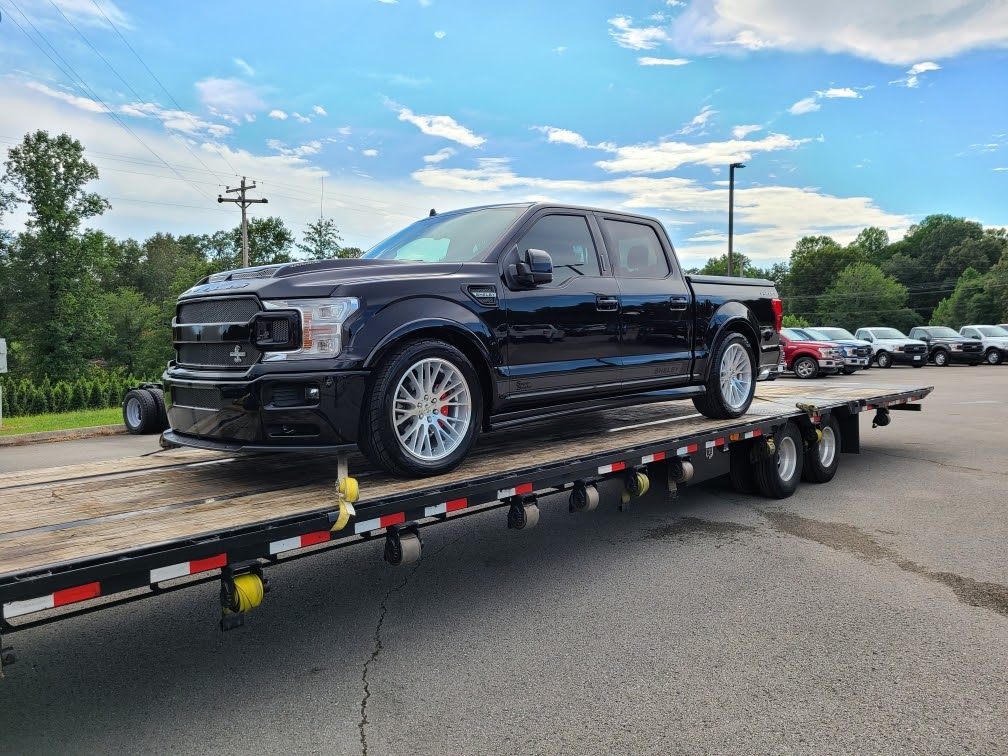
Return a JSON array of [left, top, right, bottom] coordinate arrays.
[[701, 302, 762, 381]]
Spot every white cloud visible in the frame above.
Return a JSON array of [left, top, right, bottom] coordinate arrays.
[[337, 126, 352, 136], [195, 78, 264, 120], [789, 96, 820, 115], [313, 105, 327, 116], [533, 126, 589, 149], [423, 147, 455, 163], [893, 61, 942, 87], [233, 58, 255, 77], [608, 16, 671, 50], [293, 112, 312, 123], [819, 87, 859, 98], [269, 110, 288, 120], [638, 56, 690, 66], [679, 104, 717, 134], [594, 132, 808, 174], [434, 30, 446, 39], [50, 0, 132, 29], [392, 103, 486, 147], [362, 149, 379, 157], [732, 124, 762, 138], [266, 139, 322, 158], [670, 0, 1008, 65], [553, 46, 568, 54]]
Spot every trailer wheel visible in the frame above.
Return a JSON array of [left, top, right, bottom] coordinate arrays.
[[360, 339, 482, 477], [729, 444, 757, 494], [144, 387, 170, 431], [754, 422, 803, 499], [692, 333, 755, 420], [802, 414, 840, 484], [123, 389, 159, 434], [876, 351, 892, 368]]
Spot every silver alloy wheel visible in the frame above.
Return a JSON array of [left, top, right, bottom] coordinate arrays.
[[392, 357, 473, 462], [934, 350, 948, 366], [719, 342, 753, 410], [818, 425, 837, 468], [794, 357, 816, 378], [987, 349, 1001, 365], [777, 434, 799, 482], [125, 396, 142, 428]]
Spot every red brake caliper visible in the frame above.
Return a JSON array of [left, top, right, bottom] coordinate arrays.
[[439, 392, 449, 427]]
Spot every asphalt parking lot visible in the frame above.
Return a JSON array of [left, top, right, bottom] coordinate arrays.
[[2, 366, 1006, 755]]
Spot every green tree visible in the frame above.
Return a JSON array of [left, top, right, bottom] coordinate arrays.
[[97, 287, 171, 376], [781, 314, 810, 328], [786, 235, 864, 315], [929, 267, 1001, 327], [816, 263, 917, 333], [1, 131, 111, 379], [849, 226, 890, 267], [207, 216, 296, 269], [297, 218, 360, 259]]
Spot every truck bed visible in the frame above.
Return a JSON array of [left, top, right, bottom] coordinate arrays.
[[0, 381, 931, 626]]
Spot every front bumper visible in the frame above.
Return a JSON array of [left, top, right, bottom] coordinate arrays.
[[889, 352, 926, 365], [947, 350, 983, 364], [841, 356, 870, 367], [817, 358, 841, 370], [163, 369, 369, 449]]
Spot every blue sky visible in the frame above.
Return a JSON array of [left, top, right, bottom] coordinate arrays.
[[1, 0, 1006, 269]]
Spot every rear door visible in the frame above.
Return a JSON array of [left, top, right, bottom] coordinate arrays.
[[498, 210, 622, 399], [597, 214, 693, 387]]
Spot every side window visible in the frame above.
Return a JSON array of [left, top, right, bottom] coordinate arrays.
[[602, 219, 672, 278], [516, 214, 601, 287]]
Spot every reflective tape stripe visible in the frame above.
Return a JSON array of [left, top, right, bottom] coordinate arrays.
[[743, 429, 762, 439], [354, 512, 406, 535], [4, 582, 101, 620], [641, 451, 666, 464], [676, 443, 699, 456], [497, 483, 533, 499], [705, 438, 726, 449], [597, 462, 626, 475], [151, 553, 226, 583], [425, 498, 468, 517], [269, 531, 331, 555]]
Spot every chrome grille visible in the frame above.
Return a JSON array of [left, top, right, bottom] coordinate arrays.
[[177, 343, 261, 368], [178, 298, 260, 324], [904, 344, 925, 354], [173, 387, 223, 410], [963, 343, 982, 352]]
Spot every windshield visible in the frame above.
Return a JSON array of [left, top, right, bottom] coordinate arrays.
[[977, 326, 1008, 337], [817, 327, 855, 340], [802, 328, 832, 341], [362, 206, 527, 263], [872, 328, 908, 339], [927, 327, 960, 338]]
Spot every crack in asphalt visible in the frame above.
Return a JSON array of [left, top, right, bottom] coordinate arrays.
[[865, 449, 1008, 477], [760, 510, 1008, 617], [358, 532, 467, 756]]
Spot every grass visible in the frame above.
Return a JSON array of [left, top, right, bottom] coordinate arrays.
[[0, 407, 123, 436]]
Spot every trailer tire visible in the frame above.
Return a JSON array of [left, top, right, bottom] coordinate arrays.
[[123, 389, 159, 434], [692, 333, 755, 420], [360, 339, 482, 477], [802, 414, 840, 484], [729, 444, 757, 494], [754, 422, 803, 499], [144, 387, 170, 431]]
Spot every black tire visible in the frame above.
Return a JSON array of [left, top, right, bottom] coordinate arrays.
[[122, 389, 158, 434], [985, 349, 1002, 365], [754, 421, 803, 499], [912, 362, 925, 368], [876, 351, 892, 368], [793, 355, 819, 380], [144, 387, 170, 431], [802, 414, 841, 484], [932, 349, 949, 367], [359, 339, 483, 477], [729, 444, 757, 494], [841, 366, 857, 375], [691, 333, 756, 420]]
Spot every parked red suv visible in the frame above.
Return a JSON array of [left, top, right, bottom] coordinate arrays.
[[779, 328, 843, 379]]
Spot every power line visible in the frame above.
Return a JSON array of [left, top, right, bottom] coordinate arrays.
[[0, 0, 219, 205], [89, 0, 241, 177]]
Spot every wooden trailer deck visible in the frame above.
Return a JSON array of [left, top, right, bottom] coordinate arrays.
[[0, 382, 931, 583]]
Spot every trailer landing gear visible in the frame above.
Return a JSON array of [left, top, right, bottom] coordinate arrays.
[[569, 481, 600, 513], [220, 564, 268, 631], [384, 527, 422, 566]]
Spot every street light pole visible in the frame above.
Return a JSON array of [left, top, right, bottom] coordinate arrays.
[[728, 162, 745, 277]]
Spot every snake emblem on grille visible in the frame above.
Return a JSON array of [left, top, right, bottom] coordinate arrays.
[[230, 346, 247, 363]]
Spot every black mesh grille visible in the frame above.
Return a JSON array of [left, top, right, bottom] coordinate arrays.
[[178, 298, 260, 324], [963, 343, 982, 352], [271, 320, 290, 343], [177, 343, 261, 368], [173, 387, 223, 410], [855, 346, 871, 357], [904, 344, 926, 354]]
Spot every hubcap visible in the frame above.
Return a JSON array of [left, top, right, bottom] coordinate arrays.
[[818, 426, 837, 467], [126, 397, 141, 427], [392, 357, 472, 462], [796, 359, 814, 378], [777, 435, 798, 482], [719, 342, 753, 410], [935, 352, 946, 365]]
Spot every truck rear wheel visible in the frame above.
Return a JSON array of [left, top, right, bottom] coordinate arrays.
[[144, 387, 170, 431], [123, 389, 158, 434], [692, 333, 755, 420], [802, 414, 840, 483], [755, 422, 803, 498], [360, 340, 482, 477]]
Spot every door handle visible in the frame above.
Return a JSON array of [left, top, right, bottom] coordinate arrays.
[[595, 295, 619, 312], [668, 296, 689, 311]]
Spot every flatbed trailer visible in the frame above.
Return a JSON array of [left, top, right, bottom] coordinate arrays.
[[0, 381, 931, 671]]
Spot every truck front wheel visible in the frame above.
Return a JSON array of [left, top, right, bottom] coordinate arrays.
[[360, 340, 483, 477], [692, 333, 755, 420]]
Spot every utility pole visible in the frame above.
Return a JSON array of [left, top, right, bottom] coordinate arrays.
[[218, 177, 268, 268]]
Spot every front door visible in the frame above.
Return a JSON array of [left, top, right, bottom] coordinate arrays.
[[500, 211, 622, 402]]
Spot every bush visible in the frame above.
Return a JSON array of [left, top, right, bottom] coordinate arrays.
[[0, 372, 158, 417]]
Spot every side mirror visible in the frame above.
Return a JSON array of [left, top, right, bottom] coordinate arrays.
[[511, 248, 553, 287]]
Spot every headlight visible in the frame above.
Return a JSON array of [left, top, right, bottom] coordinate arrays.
[[818, 347, 834, 357], [259, 297, 359, 360], [952, 344, 962, 351], [844, 346, 855, 356], [895, 345, 904, 351]]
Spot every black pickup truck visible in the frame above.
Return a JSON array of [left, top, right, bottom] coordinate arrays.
[[164, 203, 782, 476]]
